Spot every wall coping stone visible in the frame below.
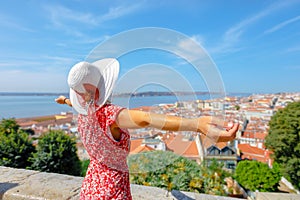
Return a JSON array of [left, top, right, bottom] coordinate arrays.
[[0, 166, 245, 200]]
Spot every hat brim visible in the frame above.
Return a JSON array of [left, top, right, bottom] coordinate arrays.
[[69, 58, 119, 115]]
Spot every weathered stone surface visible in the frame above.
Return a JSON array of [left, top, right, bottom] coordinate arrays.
[[0, 166, 39, 183], [131, 184, 174, 200], [256, 192, 300, 200], [2, 166, 299, 200], [1, 166, 244, 200], [0, 166, 82, 200]]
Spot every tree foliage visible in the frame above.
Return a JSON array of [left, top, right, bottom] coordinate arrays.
[[234, 160, 281, 192], [80, 159, 90, 177], [0, 118, 20, 134], [30, 130, 81, 176], [265, 101, 300, 189], [0, 118, 35, 168], [128, 151, 231, 196]]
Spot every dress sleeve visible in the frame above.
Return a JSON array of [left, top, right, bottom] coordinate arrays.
[[104, 104, 125, 126]]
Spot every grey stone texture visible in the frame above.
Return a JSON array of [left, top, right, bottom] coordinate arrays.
[[0, 166, 82, 200], [2, 166, 298, 200]]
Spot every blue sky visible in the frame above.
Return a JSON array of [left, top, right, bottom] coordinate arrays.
[[0, 0, 300, 94]]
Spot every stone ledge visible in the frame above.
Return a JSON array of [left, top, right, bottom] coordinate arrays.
[[0, 166, 82, 200], [0, 166, 245, 200]]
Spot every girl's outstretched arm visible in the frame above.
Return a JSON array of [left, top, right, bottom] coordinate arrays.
[[116, 109, 239, 142], [55, 96, 72, 107]]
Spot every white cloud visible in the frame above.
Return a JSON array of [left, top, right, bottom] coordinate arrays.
[[0, 60, 41, 68], [0, 70, 68, 92], [191, 35, 206, 46], [285, 46, 300, 53], [211, 1, 300, 55], [175, 35, 207, 62], [286, 65, 300, 70], [0, 14, 35, 32], [72, 34, 112, 45], [46, 5, 97, 26], [153, 33, 209, 67], [264, 15, 300, 34], [99, 3, 144, 22], [0, 55, 77, 77], [41, 55, 74, 63], [114, 63, 200, 93], [44, 2, 144, 37]]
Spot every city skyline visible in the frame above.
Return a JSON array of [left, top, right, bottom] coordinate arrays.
[[0, 0, 300, 94]]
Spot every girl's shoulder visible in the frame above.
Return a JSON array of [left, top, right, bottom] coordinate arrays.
[[96, 104, 125, 123], [98, 103, 124, 112]]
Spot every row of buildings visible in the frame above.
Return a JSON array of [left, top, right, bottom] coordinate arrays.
[[18, 92, 300, 170], [124, 92, 300, 170]]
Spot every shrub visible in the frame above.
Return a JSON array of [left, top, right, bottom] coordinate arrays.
[[30, 130, 81, 176], [234, 160, 281, 192], [128, 151, 229, 195], [0, 118, 35, 168]]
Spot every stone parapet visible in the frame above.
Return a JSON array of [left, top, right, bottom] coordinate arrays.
[[0, 166, 245, 200], [0, 166, 81, 200]]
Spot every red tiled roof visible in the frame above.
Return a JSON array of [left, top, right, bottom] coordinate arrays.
[[238, 143, 264, 154], [215, 142, 228, 149], [182, 141, 199, 157], [238, 143, 271, 164], [166, 134, 193, 156], [255, 132, 267, 140], [242, 131, 267, 140], [164, 134, 204, 159], [130, 139, 143, 152], [162, 133, 176, 145], [199, 134, 228, 150], [130, 145, 155, 154]]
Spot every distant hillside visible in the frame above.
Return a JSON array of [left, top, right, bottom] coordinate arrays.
[[113, 91, 220, 97], [0, 92, 69, 96], [0, 91, 251, 97]]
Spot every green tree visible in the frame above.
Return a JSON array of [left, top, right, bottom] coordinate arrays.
[[0, 130, 36, 168], [0, 118, 35, 168], [128, 151, 229, 196], [234, 105, 240, 110], [234, 160, 281, 192], [265, 101, 300, 189], [0, 118, 20, 134], [30, 130, 81, 176], [202, 159, 232, 195], [128, 151, 200, 191], [80, 159, 90, 177]]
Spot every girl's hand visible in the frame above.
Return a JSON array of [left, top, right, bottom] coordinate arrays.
[[197, 116, 239, 142], [55, 96, 67, 104]]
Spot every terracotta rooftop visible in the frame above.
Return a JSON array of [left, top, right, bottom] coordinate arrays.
[[166, 134, 194, 156], [242, 131, 267, 140], [182, 141, 198, 157], [130, 144, 155, 154], [130, 138, 143, 153], [238, 143, 271, 164], [200, 134, 228, 150]]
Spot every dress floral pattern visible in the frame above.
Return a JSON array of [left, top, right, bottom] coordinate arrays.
[[78, 104, 132, 200]]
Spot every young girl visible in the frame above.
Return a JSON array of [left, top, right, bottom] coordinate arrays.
[[56, 58, 239, 200]]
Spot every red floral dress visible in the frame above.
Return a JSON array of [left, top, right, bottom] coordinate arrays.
[[77, 104, 132, 200]]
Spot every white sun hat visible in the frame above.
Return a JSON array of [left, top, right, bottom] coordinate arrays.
[[67, 58, 119, 115]]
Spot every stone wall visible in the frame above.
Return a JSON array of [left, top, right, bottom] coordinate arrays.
[[0, 166, 244, 200]]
